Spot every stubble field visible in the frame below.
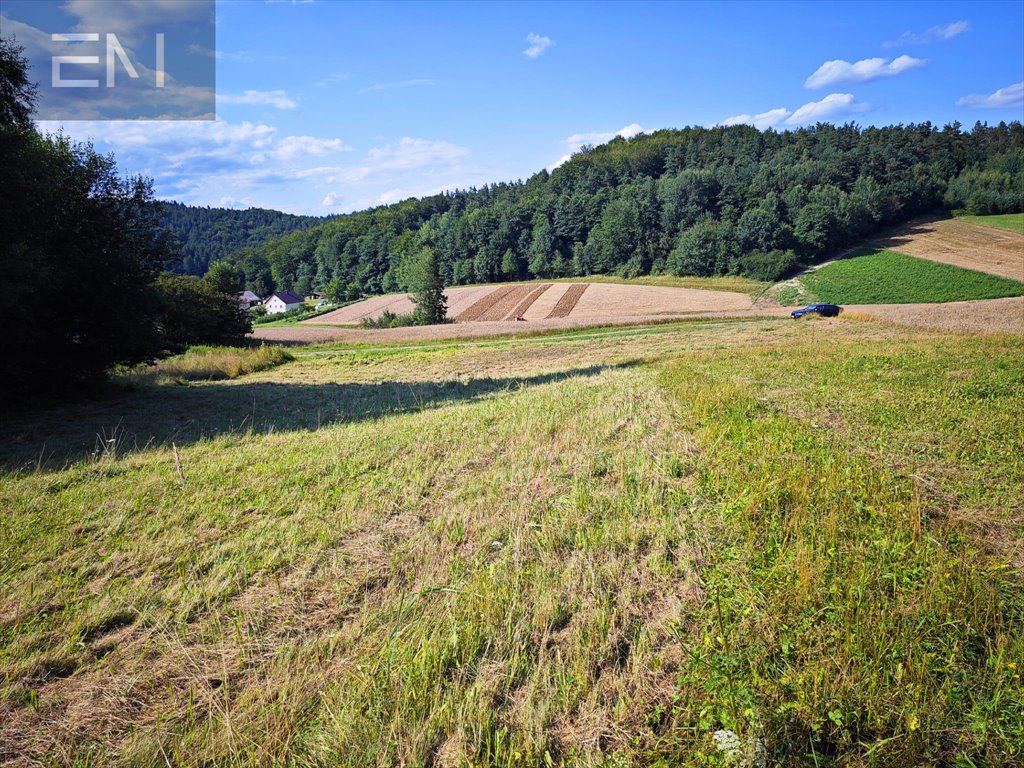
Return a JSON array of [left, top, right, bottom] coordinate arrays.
[[869, 215, 1024, 281]]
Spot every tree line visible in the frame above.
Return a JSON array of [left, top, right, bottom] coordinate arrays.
[[2, 38, 251, 404], [219, 120, 1023, 296]]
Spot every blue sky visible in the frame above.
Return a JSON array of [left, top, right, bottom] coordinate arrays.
[[11, 0, 1024, 214]]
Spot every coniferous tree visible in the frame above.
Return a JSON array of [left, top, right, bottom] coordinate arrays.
[[411, 247, 448, 325]]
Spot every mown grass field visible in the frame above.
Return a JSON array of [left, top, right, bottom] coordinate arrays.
[[2, 318, 1022, 767], [956, 213, 1024, 234], [800, 249, 1024, 304]]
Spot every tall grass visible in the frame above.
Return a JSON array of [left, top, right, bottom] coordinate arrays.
[[122, 345, 293, 385], [658, 335, 1024, 765]]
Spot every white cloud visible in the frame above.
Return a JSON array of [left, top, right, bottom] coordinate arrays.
[[552, 123, 645, 168], [883, 20, 969, 48], [524, 32, 554, 59], [187, 45, 268, 62], [217, 196, 254, 208], [63, 0, 213, 45], [365, 137, 470, 170], [564, 122, 644, 147], [358, 79, 436, 94], [805, 55, 926, 88], [219, 90, 297, 109], [270, 136, 352, 160], [316, 139, 480, 210], [377, 189, 408, 205], [717, 108, 791, 130], [316, 72, 351, 87], [37, 119, 276, 151], [38, 118, 489, 214], [956, 82, 1024, 109], [785, 93, 869, 125], [36, 119, 354, 203]]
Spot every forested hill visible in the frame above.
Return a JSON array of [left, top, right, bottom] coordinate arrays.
[[161, 202, 327, 276], [218, 121, 1024, 297]]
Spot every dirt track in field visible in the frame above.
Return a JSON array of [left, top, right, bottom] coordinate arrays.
[[870, 216, 1024, 281], [547, 284, 589, 318], [477, 285, 538, 321], [454, 285, 517, 321], [508, 284, 552, 319]]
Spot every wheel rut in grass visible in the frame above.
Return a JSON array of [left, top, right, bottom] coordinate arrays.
[[546, 283, 589, 318]]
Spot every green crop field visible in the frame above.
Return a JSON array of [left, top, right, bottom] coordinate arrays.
[[800, 249, 1024, 304], [2, 318, 1022, 767], [957, 213, 1024, 234]]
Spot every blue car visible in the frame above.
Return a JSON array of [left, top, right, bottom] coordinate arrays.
[[791, 303, 842, 319]]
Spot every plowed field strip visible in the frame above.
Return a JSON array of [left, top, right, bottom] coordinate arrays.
[[456, 286, 516, 321], [475, 285, 536, 321], [546, 284, 589, 318], [505, 284, 552, 319]]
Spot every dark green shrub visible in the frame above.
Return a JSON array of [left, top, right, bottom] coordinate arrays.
[[733, 249, 798, 282]]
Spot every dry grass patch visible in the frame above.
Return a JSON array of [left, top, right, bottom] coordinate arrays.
[[121, 345, 293, 386]]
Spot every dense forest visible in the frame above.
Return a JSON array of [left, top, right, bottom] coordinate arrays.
[[160, 202, 327, 276], [219, 121, 1024, 297]]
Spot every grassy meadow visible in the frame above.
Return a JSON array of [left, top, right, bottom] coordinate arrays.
[[956, 213, 1024, 234], [800, 249, 1024, 304], [1, 318, 1022, 767]]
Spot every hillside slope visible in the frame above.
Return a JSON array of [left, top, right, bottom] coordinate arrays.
[[161, 201, 327, 277], [869, 216, 1024, 281], [3, 320, 1022, 765], [219, 122, 1024, 299]]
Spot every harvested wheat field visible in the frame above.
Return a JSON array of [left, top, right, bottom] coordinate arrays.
[[853, 295, 1024, 335], [871, 216, 1024, 281], [308, 285, 495, 324], [308, 282, 752, 326], [253, 281, 759, 344]]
